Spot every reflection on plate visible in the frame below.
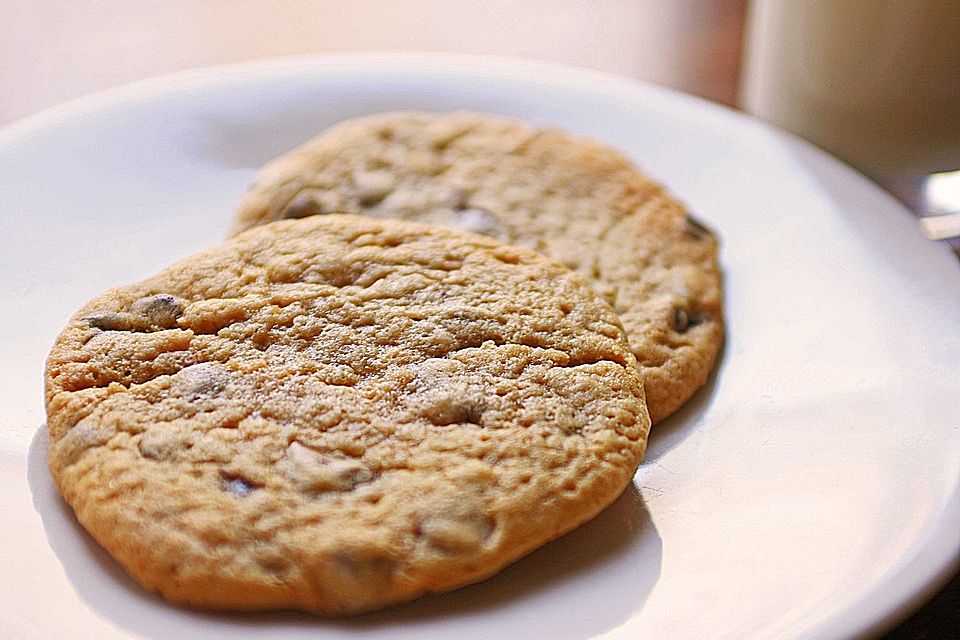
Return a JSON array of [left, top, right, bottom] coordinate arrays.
[[0, 54, 957, 639]]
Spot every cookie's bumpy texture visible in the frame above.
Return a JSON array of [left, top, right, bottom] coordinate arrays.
[[232, 112, 723, 424], [45, 215, 650, 615]]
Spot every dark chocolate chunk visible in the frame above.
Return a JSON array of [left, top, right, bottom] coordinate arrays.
[[84, 312, 132, 331], [281, 192, 326, 219], [673, 307, 704, 333], [221, 473, 258, 498], [131, 294, 182, 329], [683, 215, 714, 241]]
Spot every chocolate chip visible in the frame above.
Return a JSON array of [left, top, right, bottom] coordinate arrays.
[[221, 473, 258, 497], [673, 307, 704, 333], [52, 418, 111, 468], [453, 208, 500, 236], [443, 187, 469, 210], [281, 192, 326, 219], [131, 294, 182, 329], [683, 215, 714, 241], [84, 312, 131, 331], [83, 294, 182, 332]]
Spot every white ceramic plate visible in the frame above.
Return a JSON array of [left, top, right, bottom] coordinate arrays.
[[1, 54, 957, 640]]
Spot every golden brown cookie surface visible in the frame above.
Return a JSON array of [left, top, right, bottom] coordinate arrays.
[[232, 112, 723, 423], [45, 215, 649, 615]]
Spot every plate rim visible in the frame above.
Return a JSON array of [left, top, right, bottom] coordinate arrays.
[[2, 52, 957, 640]]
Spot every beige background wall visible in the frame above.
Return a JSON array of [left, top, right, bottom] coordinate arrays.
[[0, 0, 745, 124]]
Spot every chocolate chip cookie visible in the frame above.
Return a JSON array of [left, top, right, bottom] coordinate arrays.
[[232, 112, 723, 423], [45, 215, 650, 615]]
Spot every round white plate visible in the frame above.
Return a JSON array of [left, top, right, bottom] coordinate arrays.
[[1, 54, 957, 640]]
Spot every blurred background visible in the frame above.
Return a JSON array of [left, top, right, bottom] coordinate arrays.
[[5, 0, 957, 232], [1, 0, 956, 634], [0, 0, 747, 125]]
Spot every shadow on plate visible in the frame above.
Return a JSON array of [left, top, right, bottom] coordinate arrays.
[[644, 320, 727, 465], [29, 426, 662, 640]]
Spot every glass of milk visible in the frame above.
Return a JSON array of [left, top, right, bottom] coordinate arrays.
[[740, 0, 960, 226]]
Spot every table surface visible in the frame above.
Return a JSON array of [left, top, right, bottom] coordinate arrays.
[[1, 1, 955, 637]]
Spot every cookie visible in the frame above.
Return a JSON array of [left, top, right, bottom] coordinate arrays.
[[45, 215, 650, 615], [232, 112, 723, 424]]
